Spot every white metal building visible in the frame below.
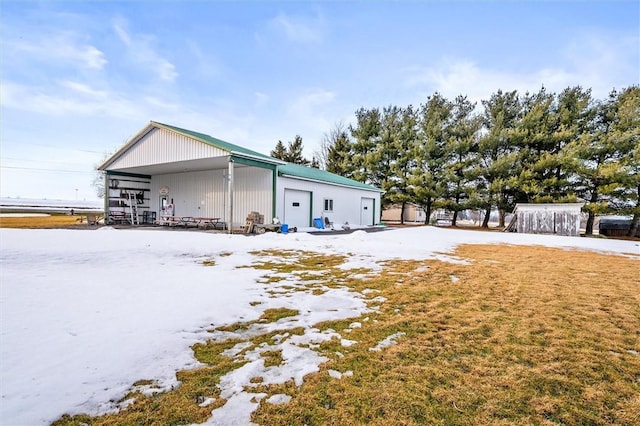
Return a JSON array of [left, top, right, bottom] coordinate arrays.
[[98, 121, 382, 230]]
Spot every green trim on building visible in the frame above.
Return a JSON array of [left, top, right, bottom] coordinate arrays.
[[106, 170, 152, 179], [309, 191, 313, 227], [231, 155, 277, 170], [272, 169, 277, 221], [277, 163, 380, 192], [373, 198, 377, 225]]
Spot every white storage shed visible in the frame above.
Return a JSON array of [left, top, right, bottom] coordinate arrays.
[[98, 121, 382, 231], [506, 203, 584, 236]]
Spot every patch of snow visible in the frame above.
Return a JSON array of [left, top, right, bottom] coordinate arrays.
[[340, 339, 357, 347], [328, 369, 342, 379], [370, 332, 406, 352], [198, 397, 217, 407], [1, 226, 637, 425], [450, 275, 460, 283], [266, 394, 291, 405]]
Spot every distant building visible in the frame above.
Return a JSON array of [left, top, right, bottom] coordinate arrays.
[[382, 203, 427, 224], [598, 216, 638, 237], [505, 203, 584, 236]]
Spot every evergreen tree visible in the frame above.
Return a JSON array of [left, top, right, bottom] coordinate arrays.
[[387, 105, 419, 223], [271, 136, 310, 165], [326, 131, 355, 177], [270, 140, 287, 160], [515, 86, 591, 202], [372, 105, 403, 208], [512, 87, 556, 201], [476, 90, 523, 227], [411, 93, 452, 224], [442, 95, 482, 225], [350, 108, 382, 184], [564, 92, 616, 234], [610, 86, 640, 235], [286, 136, 310, 165]]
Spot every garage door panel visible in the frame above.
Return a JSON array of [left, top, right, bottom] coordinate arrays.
[[284, 189, 311, 228]]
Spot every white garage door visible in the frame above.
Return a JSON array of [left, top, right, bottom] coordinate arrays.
[[360, 197, 375, 226], [284, 189, 311, 228]]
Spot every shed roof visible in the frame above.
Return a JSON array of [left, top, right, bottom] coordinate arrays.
[[514, 203, 584, 212], [278, 163, 381, 192]]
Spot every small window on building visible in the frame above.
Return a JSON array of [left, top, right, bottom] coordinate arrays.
[[324, 199, 334, 212], [292, 202, 300, 207]]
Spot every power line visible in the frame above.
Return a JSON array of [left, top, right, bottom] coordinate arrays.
[[1, 156, 96, 166], [0, 165, 96, 174], [2, 142, 112, 155]]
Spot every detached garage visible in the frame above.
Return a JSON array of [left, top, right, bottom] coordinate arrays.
[[98, 121, 382, 231]]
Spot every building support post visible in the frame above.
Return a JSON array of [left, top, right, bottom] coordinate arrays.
[[227, 158, 234, 234]]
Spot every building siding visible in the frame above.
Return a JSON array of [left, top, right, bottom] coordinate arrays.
[[109, 128, 228, 170], [515, 204, 582, 236], [150, 166, 272, 225], [276, 176, 381, 227]]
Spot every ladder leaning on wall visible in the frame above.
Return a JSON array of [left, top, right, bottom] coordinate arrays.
[[125, 191, 139, 225]]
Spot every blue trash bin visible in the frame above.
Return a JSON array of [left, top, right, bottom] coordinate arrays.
[[281, 224, 289, 233], [313, 218, 324, 229]]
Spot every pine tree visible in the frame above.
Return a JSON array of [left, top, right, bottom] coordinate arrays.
[[372, 106, 402, 208], [611, 86, 640, 235], [564, 92, 615, 234], [271, 136, 311, 165], [410, 93, 452, 224], [476, 90, 523, 227], [270, 140, 287, 160], [350, 108, 382, 184], [512, 87, 556, 202], [326, 131, 354, 177], [387, 105, 418, 223], [442, 95, 482, 225], [285, 136, 310, 165]]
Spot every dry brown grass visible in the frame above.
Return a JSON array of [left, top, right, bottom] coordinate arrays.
[[52, 244, 640, 426], [0, 214, 89, 228], [253, 245, 640, 426]]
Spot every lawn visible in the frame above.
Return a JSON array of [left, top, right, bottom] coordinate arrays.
[[0, 213, 90, 228], [52, 243, 639, 425]]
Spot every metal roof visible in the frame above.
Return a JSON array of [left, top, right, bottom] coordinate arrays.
[[278, 163, 381, 192], [100, 121, 380, 192]]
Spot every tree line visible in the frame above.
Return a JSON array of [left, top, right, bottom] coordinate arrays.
[[271, 86, 638, 235], [313, 86, 638, 235]]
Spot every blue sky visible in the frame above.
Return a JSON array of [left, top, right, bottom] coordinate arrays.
[[1, 0, 638, 201]]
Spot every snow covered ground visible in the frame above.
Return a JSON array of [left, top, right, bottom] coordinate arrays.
[[1, 226, 637, 425]]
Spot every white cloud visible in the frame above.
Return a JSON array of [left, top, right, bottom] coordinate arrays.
[[112, 18, 179, 83], [3, 32, 107, 70], [281, 88, 338, 150], [1, 81, 141, 119], [267, 10, 326, 44], [404, 30, 639, 103]]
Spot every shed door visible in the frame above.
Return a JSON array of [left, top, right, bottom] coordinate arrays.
[[360, 197, 375, 226], [284, 189, 311, 228]]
